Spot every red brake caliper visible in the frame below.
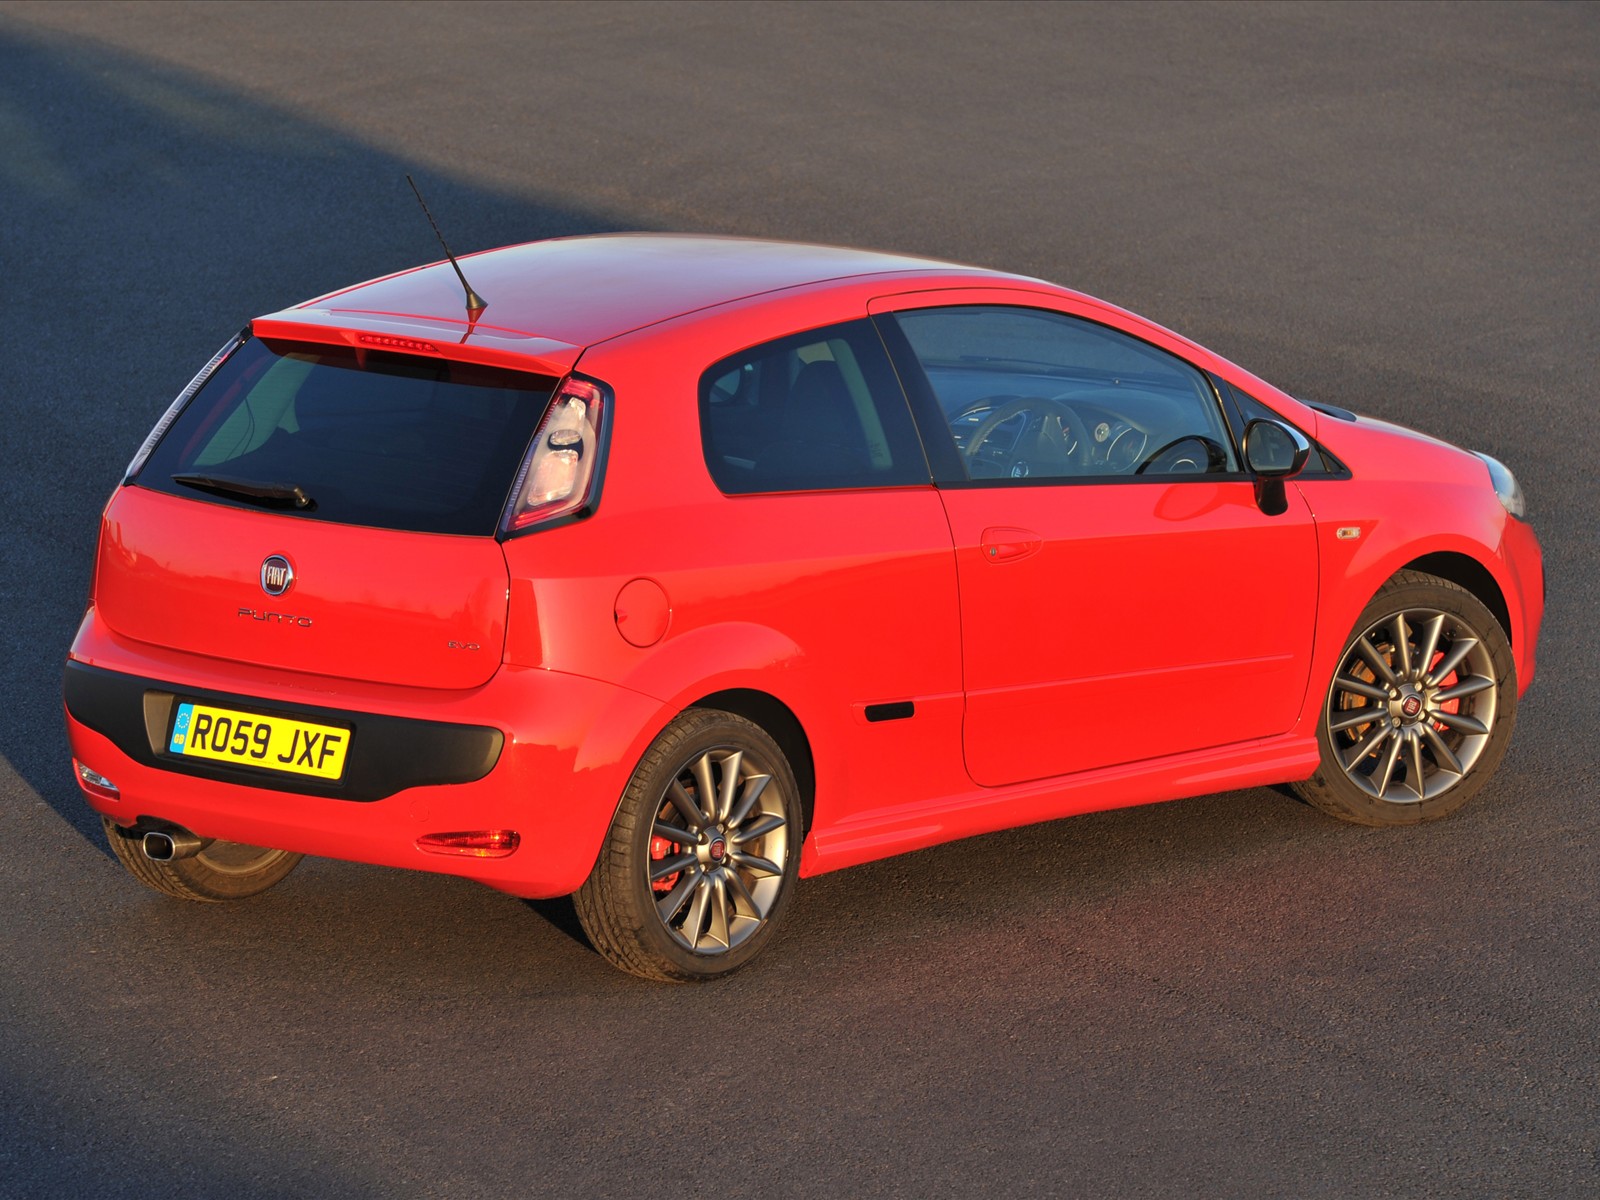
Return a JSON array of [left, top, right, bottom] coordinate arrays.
[[650, 816, 680, 894], [1428, 651, 1460, 729]]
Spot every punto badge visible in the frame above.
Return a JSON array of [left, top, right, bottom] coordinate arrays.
[[260, 555, 294, 597]]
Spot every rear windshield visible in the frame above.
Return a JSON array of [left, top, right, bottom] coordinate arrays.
[[137, 336, 557, 535]]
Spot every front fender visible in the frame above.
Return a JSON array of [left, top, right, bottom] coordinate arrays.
[[1294, 475, 1520, 728]]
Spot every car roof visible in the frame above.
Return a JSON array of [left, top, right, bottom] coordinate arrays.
[[284, 233, 1011, 347]]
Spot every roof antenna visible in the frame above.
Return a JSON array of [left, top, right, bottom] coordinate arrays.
[[406, 174, 487, 320]]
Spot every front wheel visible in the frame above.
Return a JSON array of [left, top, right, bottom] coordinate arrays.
[[1294, 570, 1517, 826], [574, 709, 801, 981], [103, 818, 303, 901]]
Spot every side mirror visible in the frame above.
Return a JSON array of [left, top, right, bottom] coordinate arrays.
[[1243, 419, 1311, 516]]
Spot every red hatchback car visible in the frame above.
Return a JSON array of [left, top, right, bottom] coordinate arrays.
[[65, 235, 1544, 980]]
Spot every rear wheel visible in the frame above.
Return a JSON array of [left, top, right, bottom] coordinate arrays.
[[102, 817, 303, 901], [574, 709, 801, 981], [1294, 571, 1517, 826]]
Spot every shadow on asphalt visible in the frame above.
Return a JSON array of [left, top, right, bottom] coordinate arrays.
[[524, 895, 593, 949], [0, 25, 642, 853]]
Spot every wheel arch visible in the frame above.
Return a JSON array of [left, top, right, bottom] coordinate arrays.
[[689, 688, 816, 834], [1403, 550, 1512, 646]]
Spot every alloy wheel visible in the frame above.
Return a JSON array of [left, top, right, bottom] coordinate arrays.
[[1327, 608, 1499, 803], [647, 746, 790, 955]]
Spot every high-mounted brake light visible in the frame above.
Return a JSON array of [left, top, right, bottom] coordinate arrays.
[[356, 333, 440, 354], [415, 830, 521, 859], [500, 375, 608, 534], [124, 330, 247, 480]]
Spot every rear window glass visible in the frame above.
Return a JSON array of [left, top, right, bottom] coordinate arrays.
[[137, 337, 556, 535]]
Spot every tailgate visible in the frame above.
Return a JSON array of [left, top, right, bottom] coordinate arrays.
[[97, 486, 508, 689]]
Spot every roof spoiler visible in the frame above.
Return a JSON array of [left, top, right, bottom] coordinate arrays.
[[250, 312, 582, 377]]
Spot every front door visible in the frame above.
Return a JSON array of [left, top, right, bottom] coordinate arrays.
[[875, 298, 1318, 787]]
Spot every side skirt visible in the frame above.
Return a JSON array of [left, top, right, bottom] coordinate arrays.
[[799, 732, 1320, 876]]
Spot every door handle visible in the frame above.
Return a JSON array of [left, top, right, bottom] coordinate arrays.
[[980, 527, 1042, 563]]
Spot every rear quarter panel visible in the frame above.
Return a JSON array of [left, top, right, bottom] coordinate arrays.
[[499, 283, 970, 852]]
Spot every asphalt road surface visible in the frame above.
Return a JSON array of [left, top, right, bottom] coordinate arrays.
[[2, 3, 1596, 1196]]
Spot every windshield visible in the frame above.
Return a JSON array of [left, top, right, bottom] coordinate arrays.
[[136, 336, 556, 535]]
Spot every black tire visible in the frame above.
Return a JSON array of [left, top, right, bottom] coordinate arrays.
[[1294, 570, 1517, 826], [574, 709, 801, 982], [102, 817, 303, 901]]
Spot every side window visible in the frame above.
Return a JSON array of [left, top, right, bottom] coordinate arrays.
[[887, 306, 1239, 484], [700, 319, 929, 494]]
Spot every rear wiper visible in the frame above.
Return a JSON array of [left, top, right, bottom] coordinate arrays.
[[172, 473, 316, 510]]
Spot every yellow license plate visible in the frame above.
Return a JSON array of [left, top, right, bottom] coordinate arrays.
[[168, 702, 350, 780]]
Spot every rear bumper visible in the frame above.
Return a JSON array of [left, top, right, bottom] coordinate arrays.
[[65, 661, 505, 803], [65, 611, 665, 898]]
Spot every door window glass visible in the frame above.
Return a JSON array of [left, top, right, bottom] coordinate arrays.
[[889, 306, 1239, 483]]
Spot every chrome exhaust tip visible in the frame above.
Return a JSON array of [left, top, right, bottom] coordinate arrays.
[[142, 829, 203, 862]]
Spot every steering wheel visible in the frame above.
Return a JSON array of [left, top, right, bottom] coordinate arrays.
[[955, 395, 1092, 475], [1134, 435, 1230, 476]]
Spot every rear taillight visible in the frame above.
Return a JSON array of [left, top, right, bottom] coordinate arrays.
[[500, 374, 608, 534], [124, 329, 248, 481]]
